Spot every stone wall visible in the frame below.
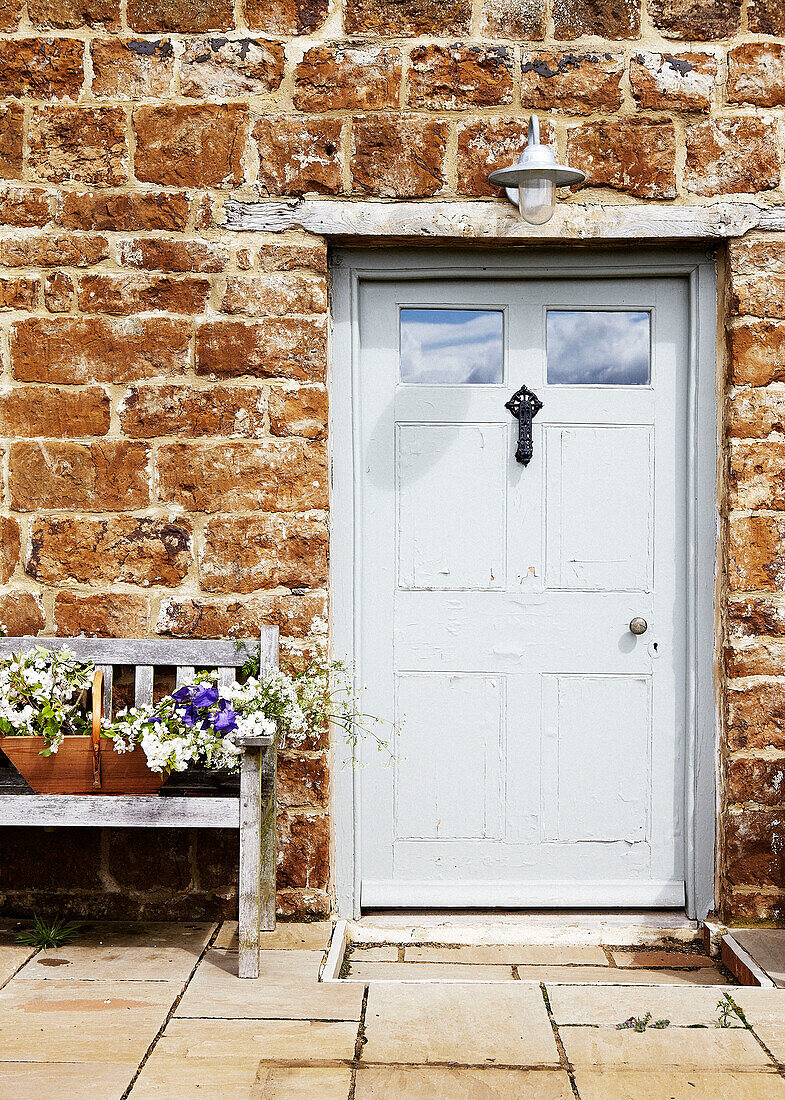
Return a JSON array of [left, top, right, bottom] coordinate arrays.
[[0, 0, 782, 921]]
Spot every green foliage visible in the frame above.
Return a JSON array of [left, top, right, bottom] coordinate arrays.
[[616, 1012, 670, 1032], [16, 915, 80, 950], [717, 992, 748, 1029]]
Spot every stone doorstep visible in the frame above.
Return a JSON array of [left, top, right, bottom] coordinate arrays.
[[723, 929, 785, 988]]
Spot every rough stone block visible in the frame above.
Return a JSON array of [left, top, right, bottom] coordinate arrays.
[[0, 187, 52, 227], [200, 514, 328, 593], [54, 592, 150, 637], [156, 439, 327, 512], [276, 811, 329, 890], [10, 440, 150, 511], [119, 383, 265, 438], [457, 117, 542, 198], [728, 515, 785, 592], [553, 0, 640, 38], [0, 277, 38, 309], [0, 593, 44, 635], [726, 758, 785, 807], [43, 271, 74, 311], [220, 273, 327, 316], [128, 0, 234, 32], [28, 106, 127, 186], [749, 0, 785, 33], [725, 809, 784, 888], [728, 595, 785, 639], [294, 45, 401, 111], [27, 515, 192, 586], [733, 278, 785, 320], [685, 118, 780, 196], [278, 753, 329, 809], [730, 321, 785, 386], [0, 233, 107, 267], [650, 0, 741, 38], [727, 684, 785, 751], [480, 0, 544, 37], [134, 104, 248, 188], [12, 316, 191, 384], [0, 384, 110, 437], [352, 114, 447, 198], [58, 190, 189, 231], [269, 385, 327, 439], [28, 0, 118, 27], [77, 274, 210, 315], [256, 241, 327, 274], [180, 37, 284, 97], [0, 104, 24, 179], [729, 439, 785, 510], [344, 0, 470, 35], [117, 238, 228, 273], [254, 115, 342, 197], [157, 592, 326, 640], [630, 51, 716, 111], [566, 118, 676, 199], [521, 50, 623, 113], [729, 386, 785, 438], [0, 516, 20, 584], [196, 318, 327, 382], [0, 37, 84, 99], [90, 39, 174, 99], [407, 45, 513, 109], [243, 0, 328, 34]]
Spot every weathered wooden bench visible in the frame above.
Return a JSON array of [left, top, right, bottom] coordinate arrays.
[[0, 631, 278, 979]]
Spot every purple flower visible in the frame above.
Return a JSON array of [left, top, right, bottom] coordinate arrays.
[[213, 705, 237, 733], [192, 686, 219, 709], [172, 685, 192, 704], [182, 705, 199, 727]]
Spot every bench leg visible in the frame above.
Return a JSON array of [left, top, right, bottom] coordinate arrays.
[[238, 743, 277, 978]]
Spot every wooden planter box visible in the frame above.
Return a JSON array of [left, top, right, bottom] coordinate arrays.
[[0, 736, 164, 795]]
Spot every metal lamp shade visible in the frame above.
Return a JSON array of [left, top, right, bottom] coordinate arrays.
[[488, 115, 585, 221]]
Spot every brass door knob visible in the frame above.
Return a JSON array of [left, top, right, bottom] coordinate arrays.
[[629, 617, 648, 635]]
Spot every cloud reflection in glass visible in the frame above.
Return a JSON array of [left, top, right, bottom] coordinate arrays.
[[400, 308, 504, 384], [547, 310, 650, 385]]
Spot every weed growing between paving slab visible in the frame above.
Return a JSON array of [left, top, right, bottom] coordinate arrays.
[[616, 1013, 670, 1031], [15, 915, 79, 949]]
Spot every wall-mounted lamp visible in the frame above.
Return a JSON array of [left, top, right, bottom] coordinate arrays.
[[488, 115, 585, 225]]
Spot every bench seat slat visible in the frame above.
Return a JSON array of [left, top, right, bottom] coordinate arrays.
[[134, 665, 154, 708]]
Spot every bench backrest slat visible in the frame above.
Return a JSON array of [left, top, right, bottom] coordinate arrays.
[[0, 632, 278, 714]]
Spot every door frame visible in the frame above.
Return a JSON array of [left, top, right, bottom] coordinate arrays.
[[330, 246, 718, 921]]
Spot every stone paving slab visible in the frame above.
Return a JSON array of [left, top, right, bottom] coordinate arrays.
[[20, 921, 214, 982], [176, 949, 363, 1020], [547, 983, 741, 1027], [136, 1016, 358, 1065], [213, 921, 333, 953], [610, 948, 713, 969], [734, 930, 785, 988], [350, 945, 400, 962], [0, 978, 178, 1063], [362, 982, 559, 1066], [519, 966, 727, 985], [0, 1061, 136, 1099], [573, 1069, 785, 1100], [346, 961, 514, 980], [560, 1024, 773, 1069], [728, 987, 785, 1057], [0, 943, 36, 986], [133, 1063, 352, 1100], [404, 944, 609, 966], [354, 1065, 574, 1098]]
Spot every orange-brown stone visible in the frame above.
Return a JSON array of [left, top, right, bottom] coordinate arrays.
[[567, 118, 676, 199], [0, 593, 44, 635], [749, 0, 785, 33], [729, 439, 785, 510], [728, 43, 785, 106], [294, 45, 401, 111], [728, 595, 785, 639], [726, 758, 785, 807], [10, 440, 150, 511], [725, 810, 785, 888], [119, 383, 266, 438], [0, 277, 38, 310], [200, 514, 328, 593], [11, 316, 190, 384], [243, 0, 329, 34], [269, 385, 327, 440], [457, 117, 548, 198], [728, 683, 785, 751], [27, 515, 192, 586], [276, 811, 329, 889], [28, 0, 118, 27], [0, 233, 107, 267], [117, 238, 229, 273], [630, 51, 716, 111], [278, 753, 329, 809], [134, 104, 248, 188], [407, 45, 513, 109], [28, 106, 127, 185], [180, 37, 284, 97], [729, 386, 785, 438], [521, 51, 623, 113], [553, 0, 640, 38], [480, 0, 544, 37], [344, 0, 470, 35], [157, 592, 327, 639], [0, 516, 20, 584], [728, 515, 785, 592], [257, 241, 327, 274], [43, 271, 74, 311], [650, 0, 740, 38], [352, 114, 447, 198], [156, 439, 328, 512], [0, 37, 83, 98], [685, 118, 780, 197], [0, 384, 109, 437], [54, 592, 150, 637], [730, 321, 785, 386], [732, 278, 785, 320], [0, 105, 24, 179], [58, 190, 189, 231], [220, 273, 327, 316], [90, 39, 174, 99], [77, 274, 210, 315], [196, 318, 327, 382], [0, 187, 52, 227], [128, 0, 234, 31], [254, 115, 342, 197]]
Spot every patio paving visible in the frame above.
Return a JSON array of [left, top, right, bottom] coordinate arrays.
[[0, 920, 784, 1098]]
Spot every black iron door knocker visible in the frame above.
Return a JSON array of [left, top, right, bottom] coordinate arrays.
[[505, 384, 543, 466]]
